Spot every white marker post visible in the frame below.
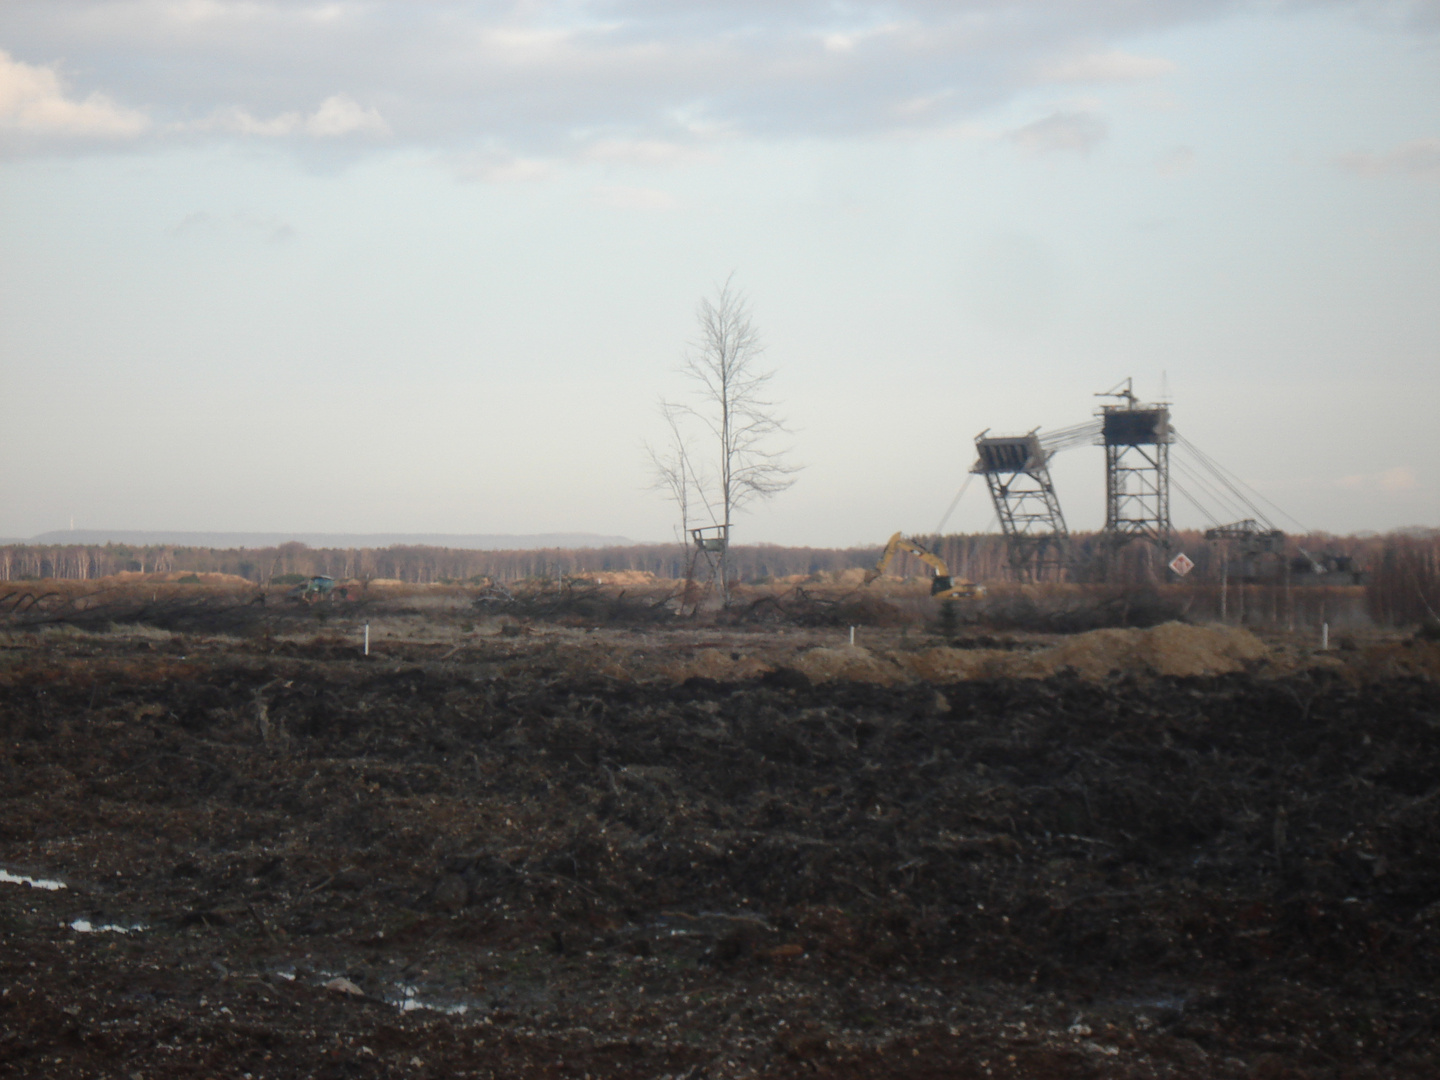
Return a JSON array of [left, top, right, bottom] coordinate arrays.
[[364, 623, 370, 657], [849, 626, 855, 647]]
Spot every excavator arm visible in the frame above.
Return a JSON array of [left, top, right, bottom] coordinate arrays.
[[864, 532, 984, 598]]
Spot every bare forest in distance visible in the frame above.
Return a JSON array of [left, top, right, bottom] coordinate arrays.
[[0, 528, 1435, 626]]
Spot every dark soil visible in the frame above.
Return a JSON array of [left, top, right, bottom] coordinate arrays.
[[2, 633, 1439, 1078]]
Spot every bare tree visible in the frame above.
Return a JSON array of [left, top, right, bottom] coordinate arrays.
[[645, 399, 707, 545], [679, 275, 799, 602]]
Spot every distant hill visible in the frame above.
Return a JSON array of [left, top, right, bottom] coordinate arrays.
[[23, 530, 636, 551]]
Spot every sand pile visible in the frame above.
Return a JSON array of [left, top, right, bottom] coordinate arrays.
[[792, 646, 901, 685], [901, 622, 1268, 682], [900, 647, 1010, 681], [591, 570, 657, 586], [644, 623, 1271, 686], [898, 622, 1272, 679], [1015, 622, 1267, 679]]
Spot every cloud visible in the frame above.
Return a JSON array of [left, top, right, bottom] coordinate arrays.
[[1008, 110, 1109, 156], [582, 138, 716, 167], [305, 93, 388, 137], [203, 94, 388, 138], [819, 23, 909, 54], [170, 210, 296, 243], [590, 185, 679, 210], [1041, 49, 1177, 83], [453, 154, 557, 183], [0, 48, 148, 137], [171, 210, 216, 236], [235, 211, 296, 244], [1337, 466, 1419, 492], [1336, 137, 1440, 179], [0, 2, 1425, 162]]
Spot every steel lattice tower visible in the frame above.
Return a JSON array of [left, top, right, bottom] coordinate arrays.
[[1096, 380, 1173, 547], [972, 430, 1070, 581]]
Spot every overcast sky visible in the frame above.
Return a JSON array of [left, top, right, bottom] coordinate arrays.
[[1, 1, 1436, 547]]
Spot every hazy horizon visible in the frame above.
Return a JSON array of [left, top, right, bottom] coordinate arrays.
[[14, 529, 636, 551], [1, 2, 1436, 547]]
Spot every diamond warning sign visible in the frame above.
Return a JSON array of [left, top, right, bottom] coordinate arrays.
[[1168, 552, 1195, 577]]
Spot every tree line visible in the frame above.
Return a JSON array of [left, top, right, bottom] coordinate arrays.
[[0, 527, 1423, 587]]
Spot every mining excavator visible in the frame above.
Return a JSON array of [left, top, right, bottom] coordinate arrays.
[[864, 533, 985, 599]]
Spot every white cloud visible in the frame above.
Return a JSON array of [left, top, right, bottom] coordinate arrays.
[[235, 211, 296, 244], [1337, 467, 1419, 492], [306, 93, 388, 136], [171, 209, 295, 243], [1337, 137, 1440, 179], [0, 2, 1427, 161], [452, 153, 556, 183], [0, 49, 148, 137], [203, 93, 388, 138], [894, 90, 957, 118], [820, 23, 908, 54], [1008, 110, 1108, 156], [1041, 49, 1177, 83], [590, 185, 679, 210], [581, 138, 715, 166]]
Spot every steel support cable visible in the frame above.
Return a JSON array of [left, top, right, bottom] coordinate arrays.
[[1188, 451, 1272, 527], [1176, 432, 1311, 533], [1170, 476, 1223, 527], [1178, 434, 1311, 533], [1172, 433, 1274, 528], [1169, 453, 1246, 523], [934, 472, 976, 537], [1176, 434, 1274, 526], [1173, 471, 1242, 526], [1171, 454, 1253, 523], [1171, 453, 1242, 516], [1170, 457, 1232, 517], [1039, 419, 1103, 455]]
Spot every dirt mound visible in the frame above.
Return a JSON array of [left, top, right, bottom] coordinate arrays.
[[792, 645, 901, 684], [591, 570, 657, 586], [649, 623, 1271, 687], [1011, 621, 1268, 679], [899, 622, 1269, 683], [163, 571, 255, 586], [900, 646, 1010, 681]]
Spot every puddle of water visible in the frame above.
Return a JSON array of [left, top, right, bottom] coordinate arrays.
[[1, 869, 66, 890], [1128, 994, 1187, 1011], [390, 983, 473, 1016], [312, 971, 478, 1015], [70, 918, 146, 934]]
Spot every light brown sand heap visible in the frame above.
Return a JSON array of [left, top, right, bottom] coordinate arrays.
[[900, 622, 1268, 682], [900, 647, 1009, 682], [1029, 621, 1267, 678], [792, 645, 902, 685], [650, 622, 1270, 686]]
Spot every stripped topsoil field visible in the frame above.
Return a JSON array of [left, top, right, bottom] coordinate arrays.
[[3, 596, 1440, 1078]]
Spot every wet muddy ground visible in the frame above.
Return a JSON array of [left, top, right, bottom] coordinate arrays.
[[3, 619, 1439, 1078]]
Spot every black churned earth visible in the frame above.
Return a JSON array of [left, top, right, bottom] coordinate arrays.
[[2, 631, 1439, 1079]]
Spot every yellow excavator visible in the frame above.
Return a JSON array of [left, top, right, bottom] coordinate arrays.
[[864, 533, 985, 599]]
